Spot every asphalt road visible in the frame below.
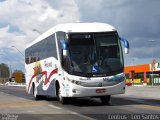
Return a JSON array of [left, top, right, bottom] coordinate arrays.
[[0, 85, 160, 120]]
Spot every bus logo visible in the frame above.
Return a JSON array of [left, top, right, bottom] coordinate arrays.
[[92, 64, 99, 73]]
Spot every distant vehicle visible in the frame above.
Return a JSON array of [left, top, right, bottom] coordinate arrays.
[[25, 23, 129, 104]]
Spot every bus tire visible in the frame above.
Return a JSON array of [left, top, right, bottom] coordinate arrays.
[[100, 95, 111, 105], [57, 86, 67, 104], [33, 83, 40, 100]]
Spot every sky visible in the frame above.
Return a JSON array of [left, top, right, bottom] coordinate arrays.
[[0, 0, 160, 72]]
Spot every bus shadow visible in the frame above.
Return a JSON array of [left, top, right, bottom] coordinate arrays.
[[64, 97, 160, 107]]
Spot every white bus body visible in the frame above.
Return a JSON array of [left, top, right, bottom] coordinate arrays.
[[25, 23, 129, 104]]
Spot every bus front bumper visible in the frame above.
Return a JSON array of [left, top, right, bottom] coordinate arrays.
[[66, 81, 125, 97]]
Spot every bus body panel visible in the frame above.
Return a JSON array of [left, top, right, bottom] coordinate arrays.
[[66, 81, 125, 97], [58, 72, 125, 97], [25, 57, 59, 97]]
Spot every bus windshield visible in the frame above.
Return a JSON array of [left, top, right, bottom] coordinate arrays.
[[68, 32, 123, 77]]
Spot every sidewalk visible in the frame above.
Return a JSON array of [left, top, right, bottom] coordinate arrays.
[[125, 86, 160, 100], [0, 82, 26, 87]]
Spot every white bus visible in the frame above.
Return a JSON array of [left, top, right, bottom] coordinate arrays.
[[25, 23, 129, 104]]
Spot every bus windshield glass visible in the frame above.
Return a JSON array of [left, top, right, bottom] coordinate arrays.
[[68, 32, 123, 77]]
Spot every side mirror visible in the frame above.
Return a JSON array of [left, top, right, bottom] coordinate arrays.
[[119, 37, 129, 54], [60, 40, 70, 71], [60, 40, 69, 56]]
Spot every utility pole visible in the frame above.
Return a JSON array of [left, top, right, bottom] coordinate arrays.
[[11, 46, 25, 73], [11, 46, 25, 57], [32, 29, 41, 35], [148, 40, 156, 86]]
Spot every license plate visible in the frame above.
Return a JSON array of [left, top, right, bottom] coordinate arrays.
[[96, 89, 106, 93]]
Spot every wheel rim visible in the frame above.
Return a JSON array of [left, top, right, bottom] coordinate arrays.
[[58, 87, 62, 101], [33, 85, 37, 97]]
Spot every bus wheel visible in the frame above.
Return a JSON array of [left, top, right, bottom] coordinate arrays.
[[33, 83, 40, 100], [100, 95, 111, 105], [57, 87, 67, 104]]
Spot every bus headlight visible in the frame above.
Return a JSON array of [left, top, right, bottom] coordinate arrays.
[[72, 80, 82, 85], [67, 77, 83, 85], [72, 89, 80, 93]]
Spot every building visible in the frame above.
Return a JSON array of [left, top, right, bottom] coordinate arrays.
[[124, 61, 160, 85]]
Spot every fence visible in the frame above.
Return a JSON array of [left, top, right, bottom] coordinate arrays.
[[126, 78, 160, 86]]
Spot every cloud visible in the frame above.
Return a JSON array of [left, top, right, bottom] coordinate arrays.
[[0, 0, 80, 71], [0, 0, 80, 50], [75, 0, 160, 64], [0, 0, 160, 71]]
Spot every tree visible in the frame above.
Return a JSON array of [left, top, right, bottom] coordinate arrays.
[[0, 63, 10, 83], [12, 70, 25, 83], [0, 63, 10, 78]]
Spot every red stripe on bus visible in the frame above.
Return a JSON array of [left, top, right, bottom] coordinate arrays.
[[27, 68, 58, 93], [27, 74, 36, 93], [42, 68, 58, 85]]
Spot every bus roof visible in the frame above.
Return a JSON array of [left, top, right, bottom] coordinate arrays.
[[26, 22, 116, 49]]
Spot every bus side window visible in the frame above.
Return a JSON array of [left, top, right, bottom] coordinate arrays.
[[28, 56, 31, 64], [36, 57, 40, 61], [61, 49, 71, 72], [33, 57, 37, 62], [32, 56, 38, 63], [25, 57, 29, 64], [30, 57, 34, 63]]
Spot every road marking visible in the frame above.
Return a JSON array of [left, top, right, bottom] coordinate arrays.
[[48, 104, 62, 110], [27, 110, 35, 113], [48, 104, 96, 120]]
